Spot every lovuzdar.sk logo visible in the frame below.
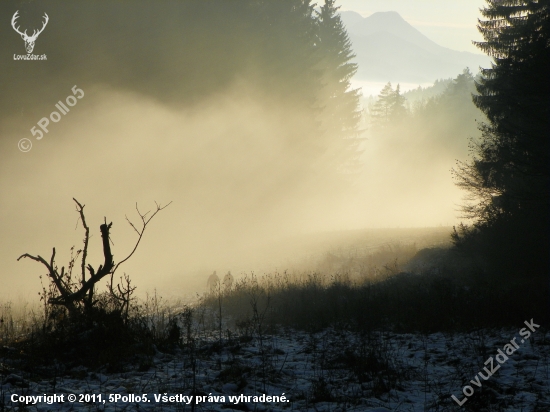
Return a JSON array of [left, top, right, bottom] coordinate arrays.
[[12, 10, 49, 60]]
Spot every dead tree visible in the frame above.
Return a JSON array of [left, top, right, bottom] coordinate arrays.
[[18, 198, 171, 319]]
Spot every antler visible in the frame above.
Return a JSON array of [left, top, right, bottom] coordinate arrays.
[[11, 11, 49, 40], [11, 11, 26, 37], [29, 13, 49, 40]]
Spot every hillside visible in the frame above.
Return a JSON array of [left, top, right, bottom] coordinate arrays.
[[341, 11, 491, 83]]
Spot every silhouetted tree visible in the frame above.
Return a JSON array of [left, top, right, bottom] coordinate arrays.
[[18, 199, 171, 321], [370, 82, 394, 128], [446, 68, 475, 97], [254, 0, 320, 105], [408, 69, 480, 153], [370, 82, 408, 128], [452, 0, 550, 276], [390, 84, 407, 122], [316, 0, 363, 173]]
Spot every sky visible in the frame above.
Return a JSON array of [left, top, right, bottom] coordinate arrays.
[[338, 0, 487, 53]]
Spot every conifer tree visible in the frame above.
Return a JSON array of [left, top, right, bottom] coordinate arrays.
[[370, 82, 408, 127], [390, 84, 407, 122], [255, 0, 320, 105], [316, 0, 363, 174], [370, 82, 394, 128], [452, 0, 550, 276]]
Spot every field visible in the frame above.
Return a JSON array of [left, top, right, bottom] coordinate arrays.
[[1, 227, 548, 411]]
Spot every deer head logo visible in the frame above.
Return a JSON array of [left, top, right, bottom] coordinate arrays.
[[11, 11, 49, 54]]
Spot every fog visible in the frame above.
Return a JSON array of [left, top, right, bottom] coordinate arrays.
[[0, 83, 466, 301], [0, 1, 472, 302], [0, 86, 341, 297]]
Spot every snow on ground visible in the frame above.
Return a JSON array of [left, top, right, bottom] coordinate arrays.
[[1, 326, 549, 411]]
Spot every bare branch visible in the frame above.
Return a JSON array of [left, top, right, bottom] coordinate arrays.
[[18, 249, 72, 306], [49, 247, 56, 272], [18, 252, 51, 271], [125, 215, 141, 236], [51, 221, 115, 306], [112, 201, 172, 275], [73, 198, 90, 285], [19, 199, 170, 318]]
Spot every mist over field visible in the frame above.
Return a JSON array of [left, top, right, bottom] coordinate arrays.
[[0, 81, 464, 300], [0, 84, 355, 298], [0, 1, 473, 301]]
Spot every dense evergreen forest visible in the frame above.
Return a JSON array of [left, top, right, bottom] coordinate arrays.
[[452, 0, 550, 280], [367, 69, 481, 178], [366, 0, 550, 282]]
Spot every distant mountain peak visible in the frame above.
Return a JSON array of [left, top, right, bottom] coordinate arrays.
[[339, 10, 364, 28], [338, 10, 491, 83], [369, 11, 405, 20], [341, 10, 447, 55], [341, 10, 407, 23]]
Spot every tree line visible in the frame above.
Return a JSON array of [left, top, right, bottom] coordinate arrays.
[[366, 67, 480, 173], [367, 0, 549, 279], [452, 0, 549, 278]]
